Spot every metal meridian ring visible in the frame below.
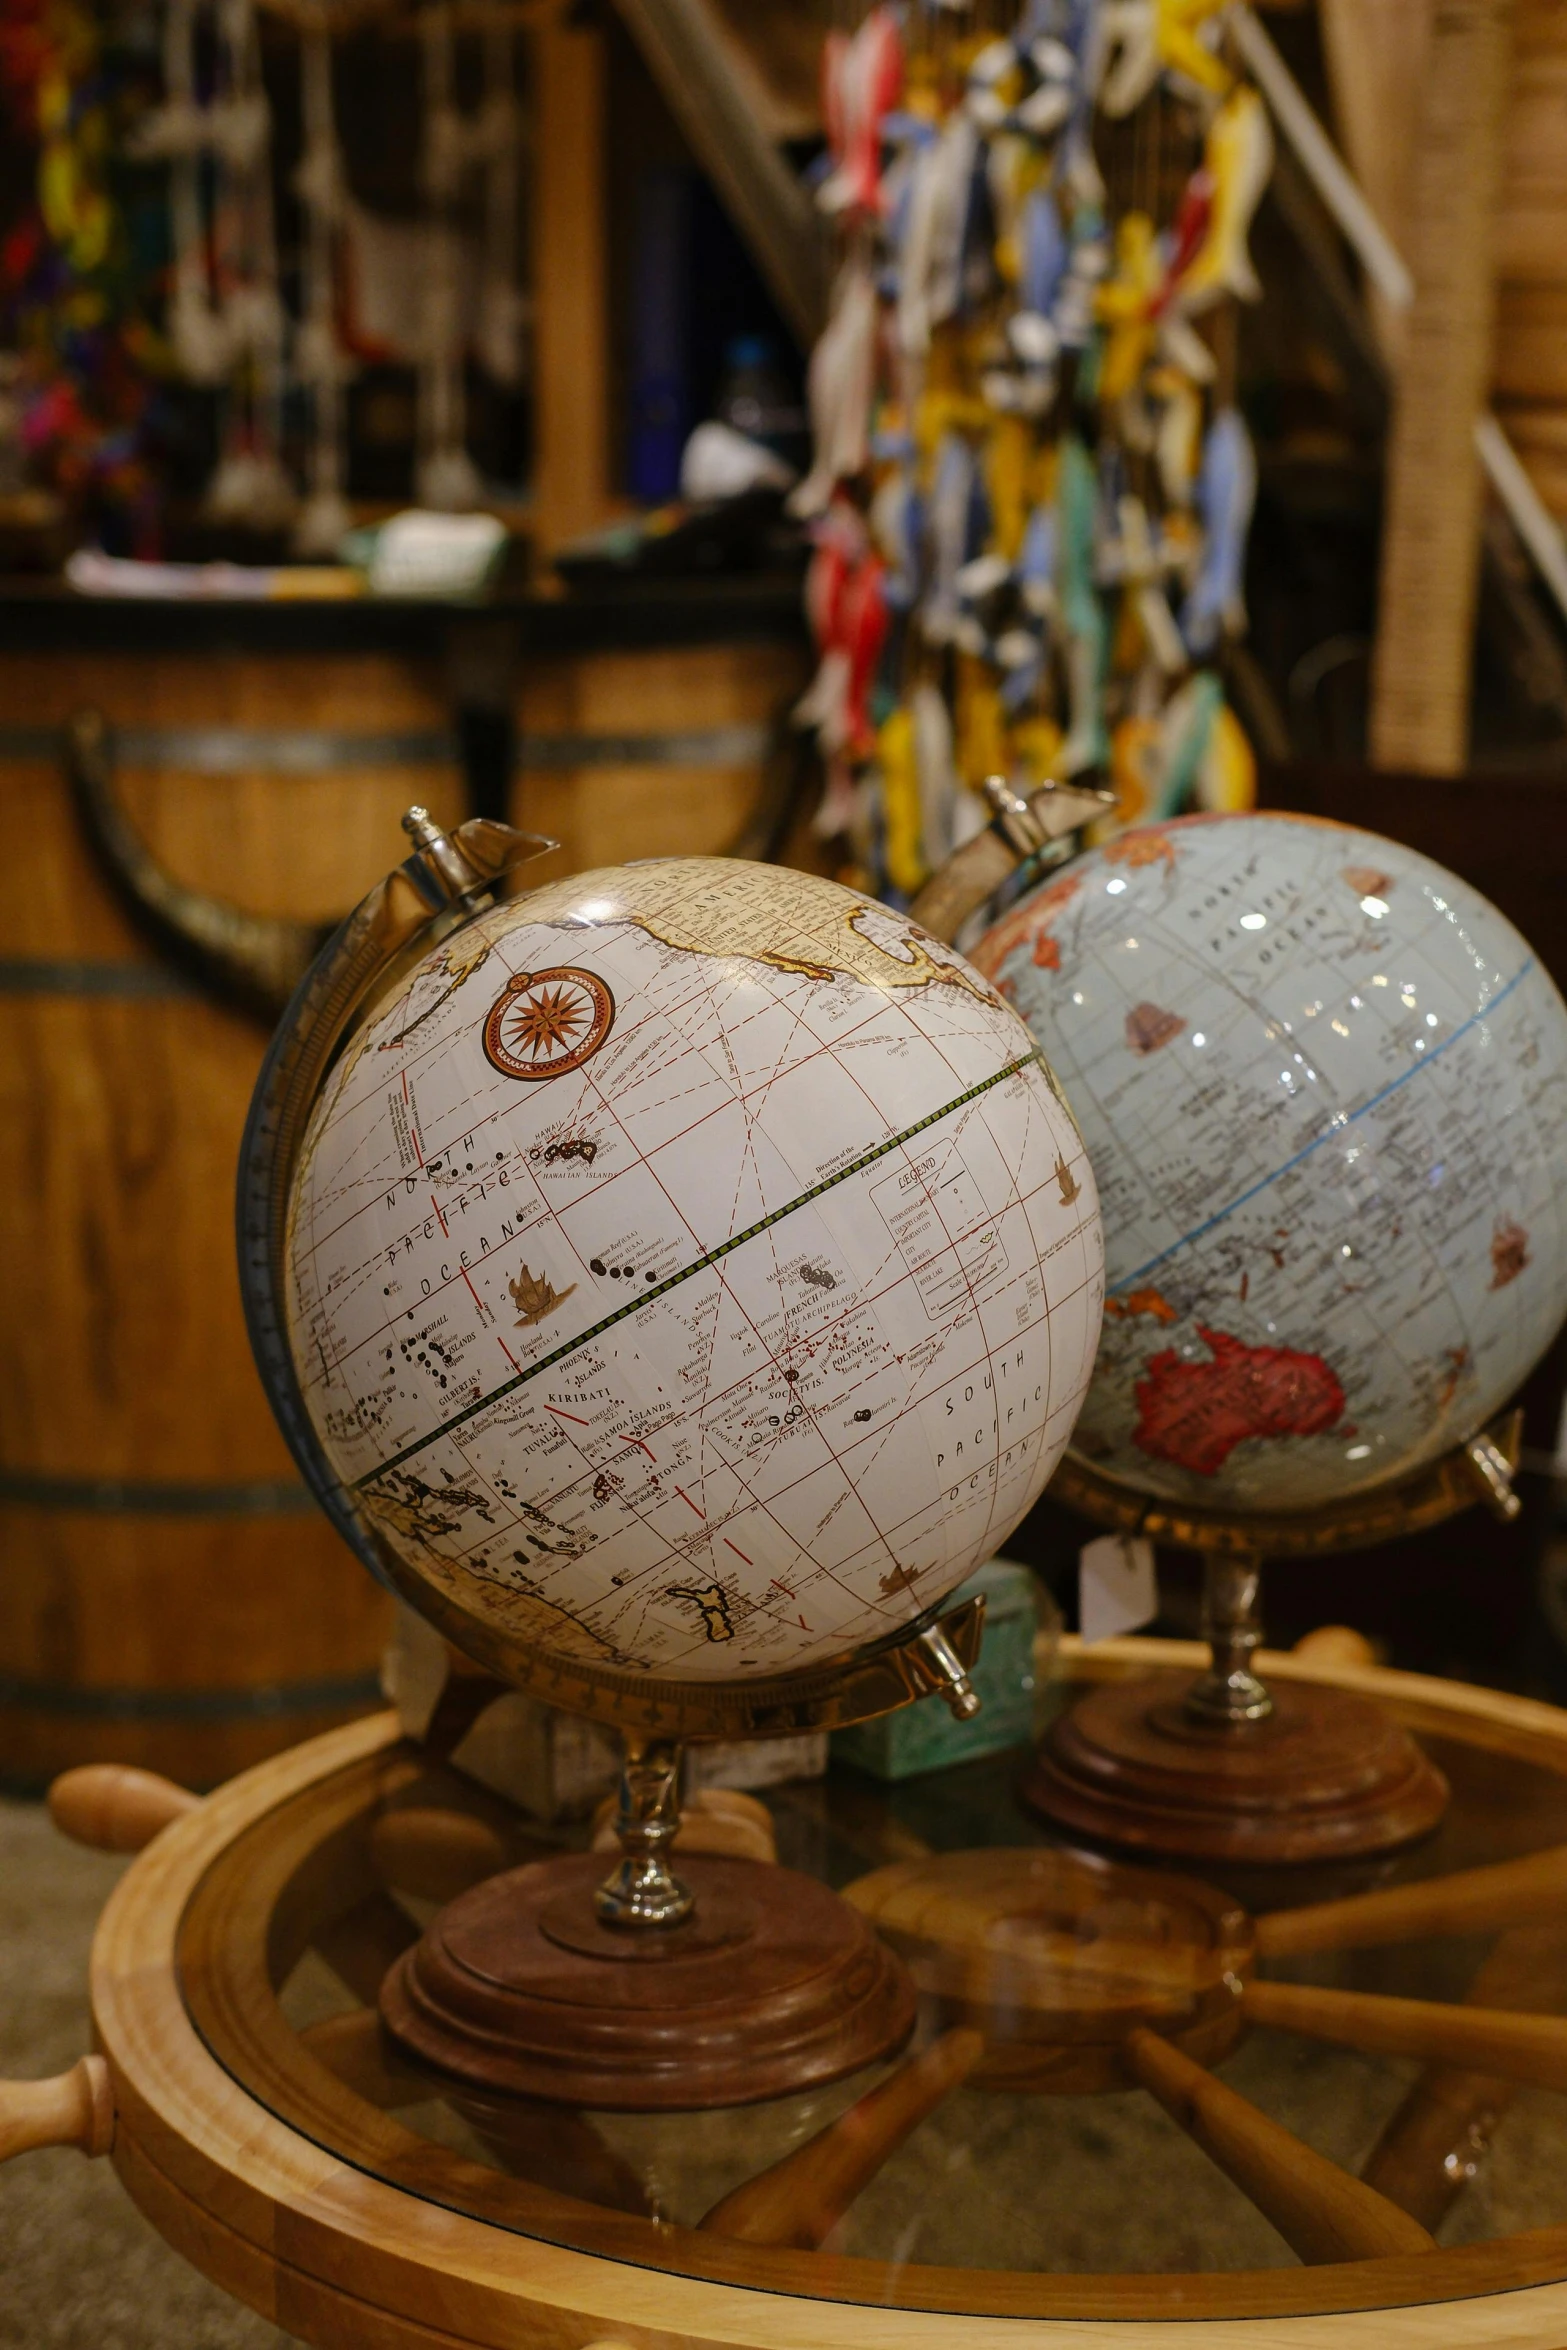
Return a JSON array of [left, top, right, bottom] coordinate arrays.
[[1051, 1411, 1525, 1559]]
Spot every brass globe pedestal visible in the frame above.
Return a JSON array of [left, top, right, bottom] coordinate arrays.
[[1022, 1418, 1523, 1865]]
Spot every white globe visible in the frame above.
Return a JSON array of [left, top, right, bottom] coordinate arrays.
[[969, 811, 1567, 1516], [286, 859, 1102, 1677]]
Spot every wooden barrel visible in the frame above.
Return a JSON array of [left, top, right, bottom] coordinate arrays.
[[0, 647, 475, 1789], [0, 603, 810, 1790], [511, 639, 809, 872]]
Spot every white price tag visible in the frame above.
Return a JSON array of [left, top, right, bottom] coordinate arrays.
[[1078, 1535, 1158, 1645]]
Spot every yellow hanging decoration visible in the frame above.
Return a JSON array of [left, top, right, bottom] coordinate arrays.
[[1107, 715, 1162, 830], [1094, 212, 1162, 407], [987, 413, 1033, 561], [1109, 589, 1145, 678], [1178, 87, 1274, 313], [1154, 0, 1234, 98], [1148, 367, 1203, 504], [878, 707, 928, 897], [1012, 716, 1066, 789], [915, 386, 991, 471], [38, 63, 112, 274], [955, 657, 1009, 787], [1194, 699, 1257, 811]]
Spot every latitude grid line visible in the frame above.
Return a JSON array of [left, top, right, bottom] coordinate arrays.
[[1018, 842, 1532, 1314], [431, 1120, 1062, 1624], [1037, 855, 1541, 1502], [663, 956, 918, 1646], [518, 952, 857, 1664], [299, 890, 834, 1263], [829, 968, 1084, 1573], [299, 951, 755, 1269], [450, 1237, 1098, 1572], [504, 1234, 1092, 1663], [969, 1071, 1076, 1560], [715, 970, 1067, 1638], [354, 1049, 1043, 1488], [298, 889, 1084, 1668], [315, 975, 1022, 1505], [710, 965, 1018, 1630]]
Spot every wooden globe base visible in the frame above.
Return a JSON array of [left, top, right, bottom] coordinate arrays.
[[379, 1851, 917, 2110], [1020, 1674, 1450, 1865]]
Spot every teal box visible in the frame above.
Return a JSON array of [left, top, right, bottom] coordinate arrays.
[[831, 1558, 1045, 1782]]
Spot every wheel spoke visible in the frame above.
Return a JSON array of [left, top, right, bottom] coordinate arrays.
[[1255, 1842, 1567, 1958], [700, 2028, 985, 2249], [368, 1806, 509, 1904], [300, 2009, 428, 2109], [1123, 2027, 1435, 2263], [1363, 1922, 1567, 2227], [1244, 1976, 1567, 2091]]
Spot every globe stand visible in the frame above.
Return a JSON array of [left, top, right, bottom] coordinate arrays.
[[378, 1618, 985, 2107], [379, 1728, 927, 2109], [371, 1614, 988, 2109], [1020, 1418, 1523, 1866]]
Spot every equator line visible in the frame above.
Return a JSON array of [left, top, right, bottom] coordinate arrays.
[[356, 1048, 1043, 1487]]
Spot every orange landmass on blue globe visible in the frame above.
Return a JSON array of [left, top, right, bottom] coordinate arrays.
[[1133, 1325, 1345, 1477], [1105, 1287, 1178, 1324]]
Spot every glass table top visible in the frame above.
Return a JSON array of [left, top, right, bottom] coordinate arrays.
[[172, 1665, 1567, 2318]]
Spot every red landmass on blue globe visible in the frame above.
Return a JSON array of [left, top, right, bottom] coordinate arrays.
[[1132, 1326, 1346, 1477]]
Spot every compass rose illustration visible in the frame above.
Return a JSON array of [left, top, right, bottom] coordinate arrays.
[[481, 966, 615, 1080]]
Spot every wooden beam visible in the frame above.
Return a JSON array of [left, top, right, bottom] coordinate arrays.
[[1369, 0, 1513, 775], [531, 6, 614, 554], [1317, 0, 1432, 360], [611, 0, 826, 347]]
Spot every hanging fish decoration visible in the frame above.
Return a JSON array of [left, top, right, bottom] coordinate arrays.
[[878, 706, 927, 897], [1057, 434, 1110, 774], [791, 254, 881, 517], [1181, 407, 1257, 658], [1176, 87, 1274, 312], [820, 9, 904, 220], [922, 432, 988, 647], [1100, 0, 1232, 120], [913, 679, 964, 874], [790, 0, 1267, 902]]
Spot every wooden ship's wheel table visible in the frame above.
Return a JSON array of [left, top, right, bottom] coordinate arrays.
[[17, 1637, 1567, 2346]]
